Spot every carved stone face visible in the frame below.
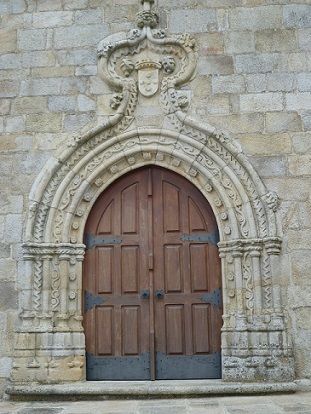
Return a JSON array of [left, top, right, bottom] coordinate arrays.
[[161, 56, 176, 74]]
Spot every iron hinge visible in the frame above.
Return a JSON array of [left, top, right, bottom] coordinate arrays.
[[84, 291, 105, 312], [200, 288, 222, 306], [84, 234, 122, 249], [180, 231, 219, 245]]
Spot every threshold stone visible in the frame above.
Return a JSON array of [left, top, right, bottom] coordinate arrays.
[[6, 380, 297, 400]]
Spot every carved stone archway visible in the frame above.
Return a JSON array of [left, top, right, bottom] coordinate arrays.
[[12, 0, 294, 384]]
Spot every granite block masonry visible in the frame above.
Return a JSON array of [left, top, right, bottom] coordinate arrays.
[[0, 0, 310, 398]]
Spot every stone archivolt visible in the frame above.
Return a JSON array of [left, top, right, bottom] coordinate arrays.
[[12, 0, 294, 384]]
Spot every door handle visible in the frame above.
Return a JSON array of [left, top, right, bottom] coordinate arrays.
[[155, 289, 165, 299], [140, 289, 150, 299]]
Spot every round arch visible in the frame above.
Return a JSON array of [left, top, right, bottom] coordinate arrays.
[[12, 125, 294, 384]]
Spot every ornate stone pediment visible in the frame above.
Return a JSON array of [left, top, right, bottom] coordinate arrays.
[[97, 0, 197, 103]]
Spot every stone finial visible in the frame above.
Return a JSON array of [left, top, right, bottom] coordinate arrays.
[[140, 0, 155, 7], [137, 0, 158, 28]]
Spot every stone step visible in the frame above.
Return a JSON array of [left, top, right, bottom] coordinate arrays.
[[6, 380, 297, 401]]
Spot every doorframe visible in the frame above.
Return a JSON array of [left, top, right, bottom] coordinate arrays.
[[82, 165, 223, 381], [14, 126, 294, 384]]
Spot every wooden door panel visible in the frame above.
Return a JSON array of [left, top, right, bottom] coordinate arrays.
[[188, 197, 206, 231], [121, 183, 138, 234], [97, 306, 114, 355], [165, 305, 185, 355], [121, 246, 139, 293], [97, 247, 113, 294], [122, 306, 140, 355], [163, 181, 180, 232], [192, 304, 210, 354], [190, 244, 208, 292], [97, 201, 114, 234], [164, 245, 183, 293]]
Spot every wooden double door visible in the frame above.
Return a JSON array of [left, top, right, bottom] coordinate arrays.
[[83, 167, 222, 380]]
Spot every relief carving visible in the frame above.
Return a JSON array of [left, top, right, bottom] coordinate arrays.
[[16, 0, 293, 385]]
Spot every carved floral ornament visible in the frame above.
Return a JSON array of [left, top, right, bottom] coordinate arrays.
[[12, 0, 294, 385]]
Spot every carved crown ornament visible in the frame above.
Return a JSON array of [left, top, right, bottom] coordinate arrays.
[[97, 0, 197, 102]]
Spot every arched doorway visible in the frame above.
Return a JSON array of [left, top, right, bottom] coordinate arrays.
[[83, 166, 222, 380]]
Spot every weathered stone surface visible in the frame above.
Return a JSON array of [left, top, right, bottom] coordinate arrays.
[[212, 75, 245, 94], [235, 53, 287, 74], [301, 112, 311, 131], [63, 113, 94, 132], [5, 116, 25, 133], [297, 73, 311, 92], [284, 5, 311, 29], [21, 51, 56, 68], [198, 56, 234, 75], [17, 29, 47, 50], [31, 66, 75, 78], [53, 24, 108, 48], [240, 93, 283, 113], [0, 282, 18, 311], [169, 9, 217, 33], [291, 251, 311, 286], [255, 29, 297, 53], [266, 73, 295, 92], [245, 74, 266, 93], [32, 11, 73, 28], [0, 357, 12, 378], [77, 95, 96, 111], [238, 133, 292, 155], [292, 132, 311, 154], [26, 113, 62, 133], [56, 49, 97, 66], [229, 6, 283, 30], [20, 78, 61, 96], [299, 28, 311, 51], [0, 100, 10, 115], [266, 112, 301, 133], [0, 259, 16, 281], [288, 155, 311, 176], [224, 31, 255, 54], [48, 96, 77, 112], [0, 80, 19, 97], [63, 0, 89, 10], [208, 113, 264, 133], [74, 9, 103, 24], [250, 156, 287, 177], [0, 29, 17, 53], [286, 93, 311, 111], [288, 52, 309, 72], [12, 97, 47, 115], [3, 215, 22, 243]]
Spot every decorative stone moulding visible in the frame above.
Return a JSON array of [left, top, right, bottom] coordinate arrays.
[[11, 0, 294, 385]]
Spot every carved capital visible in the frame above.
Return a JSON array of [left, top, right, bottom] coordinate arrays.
[[264, 237, 282, 255], [22, 243, 86, 259]]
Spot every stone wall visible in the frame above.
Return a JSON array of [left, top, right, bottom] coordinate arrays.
[[0, 0, 310, 396]]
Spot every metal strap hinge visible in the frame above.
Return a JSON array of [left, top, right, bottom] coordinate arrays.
[[180, 231, 219, 245], [84, 291, 105, 312], [200, 288, 222, 306], [84, 234, 122, 249]]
